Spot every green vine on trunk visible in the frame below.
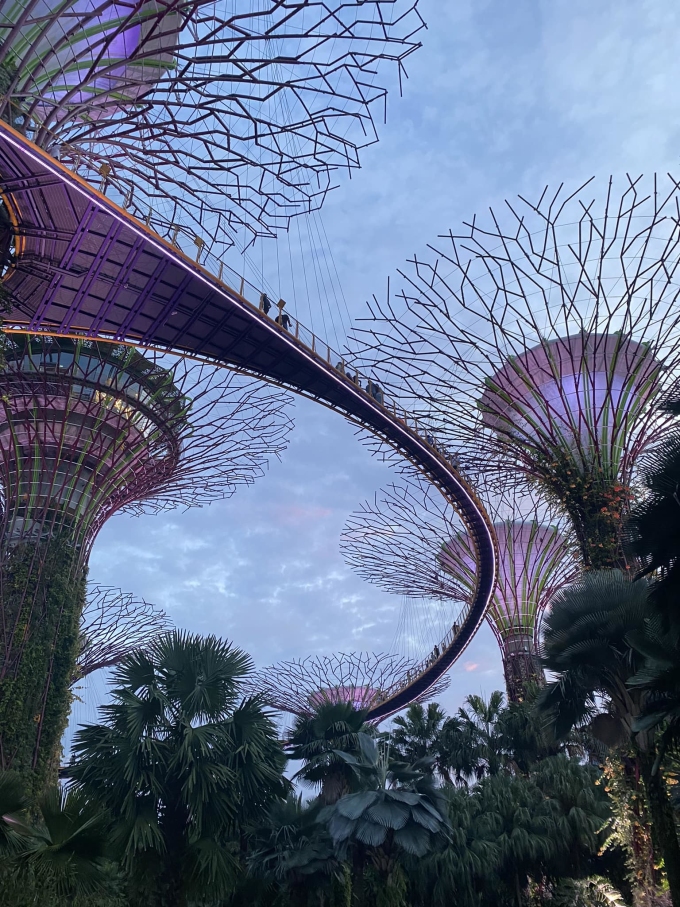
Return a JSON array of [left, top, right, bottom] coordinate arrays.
[[533, 450, 632, 570], [0, 535, 86, 793]]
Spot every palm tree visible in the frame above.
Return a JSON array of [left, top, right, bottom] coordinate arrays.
[[405, 784, 499, 907], [627, 398, 680, 628], [532, 755, 611, 877], [69, 630, 287, 907], [474, 772, 554, 907], [406, 755, 614, 907], [319, 736, 450, 907], [0, 776, 119, 906], [248, 795, 340, 907], [389, 702, 447, 767], [538, 570, 680, 906], [288, 701, 372, 805], [23, 786, 117, 902], [495, 690, 564, 774], [0, 772, 30, 855], [440, 692, 507, 782]]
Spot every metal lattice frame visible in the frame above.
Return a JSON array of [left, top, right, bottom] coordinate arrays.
[[350, 175, 680, 568], [0, 0, 424, 250], [249, 651, 450, 720], [0, 333, 295, 558], [76, 583, 171, 679], [342, 475, 580, 700]]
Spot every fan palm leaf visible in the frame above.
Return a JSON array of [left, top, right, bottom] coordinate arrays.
[[69, 630, 286, 907]]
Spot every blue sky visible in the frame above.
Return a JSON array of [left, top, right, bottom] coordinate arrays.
[[68, 0, 680, 737]]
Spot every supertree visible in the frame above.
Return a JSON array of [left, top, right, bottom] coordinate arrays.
[[0, 333, 294, 787], [0, 0, 424, 252], [342, 476, 580, 701], [350, 175, 680, 570], [249, 651, 450, 721], [75, 583, 171, 680]]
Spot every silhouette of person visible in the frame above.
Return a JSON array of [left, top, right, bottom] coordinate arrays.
[[275, 298, 291, 330]]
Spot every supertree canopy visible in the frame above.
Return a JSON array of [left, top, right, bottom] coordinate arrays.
[[76, 583, 171, 680], [0, 334, 294, 551], [351, 175, 680, 569], [249, 651, 450, 721], [0, 0, 424, 250], [439, 521, 577, 700], [0, 333, 294, 787], [342, 477, 580, 701]]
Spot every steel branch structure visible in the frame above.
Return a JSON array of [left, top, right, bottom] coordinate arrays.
[[351, 176, 680, 569], [0, 0, 424, 250], [0, 332, 293, 782], [250, 651, 450, 721], [0, 121, 497, 723], [343, 477, 580, 701], [0, 333, 295, 555], [76, 583, 171, 679]]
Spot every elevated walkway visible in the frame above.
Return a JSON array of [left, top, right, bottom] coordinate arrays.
[[0, 120, 496, 719]]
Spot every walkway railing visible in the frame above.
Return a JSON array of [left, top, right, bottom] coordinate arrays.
[[3, 127, 492, 716]]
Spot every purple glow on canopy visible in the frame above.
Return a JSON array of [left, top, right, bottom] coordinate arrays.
[[480, 334, 659, 457], [440, 520, 577, 641], [8, 1, 175, 119]]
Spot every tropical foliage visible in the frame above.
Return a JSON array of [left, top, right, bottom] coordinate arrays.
[[5, 566, 680, 907], [538, 569, 680, 905], [0, 772, 121, 905], [68, 630, 286, 907], [0, 537, 86, 792], [288, 700, 372, 805]]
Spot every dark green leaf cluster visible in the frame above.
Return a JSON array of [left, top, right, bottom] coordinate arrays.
[[318, 736, 451, 859], [407, 755, 612, 907], [627, 403, 680, 631], [288, 702, 373, 805], [0, 771, 123, 906], [536, 568, 680, 905], [0, 537, 86, 793], [0, 624, 634, 907], [68, 630, 287, 907], [259, 690, 619, 907]]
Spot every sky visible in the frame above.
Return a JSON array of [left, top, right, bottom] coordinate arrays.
[[67, 0, 680, 740]]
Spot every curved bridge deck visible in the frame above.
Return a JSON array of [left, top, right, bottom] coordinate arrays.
[[0, 120, 496, 720]]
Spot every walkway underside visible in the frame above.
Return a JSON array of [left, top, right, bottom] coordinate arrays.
[[0, 120, 496, 720]]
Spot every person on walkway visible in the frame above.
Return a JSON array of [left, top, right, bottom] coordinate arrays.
[[275, 298, 291, 330], [367, 379, 384, 405], [259, 293, 272, 315]]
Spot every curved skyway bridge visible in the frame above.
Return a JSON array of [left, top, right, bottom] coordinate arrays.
[[0, 120, 496, 720]]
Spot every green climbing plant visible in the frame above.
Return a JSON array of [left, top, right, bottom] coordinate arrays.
[[534, 448, 632, 570], [0, 535, 86, 792]]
